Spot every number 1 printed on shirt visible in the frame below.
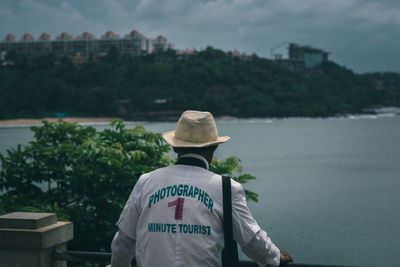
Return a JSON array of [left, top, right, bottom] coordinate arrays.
[[168, 198, 184, 220]]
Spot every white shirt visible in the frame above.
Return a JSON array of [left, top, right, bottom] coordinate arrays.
[[111, 156, 280, 267]]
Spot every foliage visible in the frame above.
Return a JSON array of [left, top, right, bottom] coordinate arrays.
[[0, 120, 258, 253], [363, 72, 400, 106], [210, 156, 258, 202], [0, 48, 394, 120]]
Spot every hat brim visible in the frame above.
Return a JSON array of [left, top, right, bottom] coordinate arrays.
[[162, 131, 230, 147]]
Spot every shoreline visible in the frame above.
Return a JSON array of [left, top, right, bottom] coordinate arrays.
[[1, 107, 398, 127], [0, 115, 235, 126]]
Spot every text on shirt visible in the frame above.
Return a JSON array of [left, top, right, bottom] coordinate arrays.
[[148, 184, 214, 213]]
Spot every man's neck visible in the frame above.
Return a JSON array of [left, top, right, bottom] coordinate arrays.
[[180, 153, 210, 170]]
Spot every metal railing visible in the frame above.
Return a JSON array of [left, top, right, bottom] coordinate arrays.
[[53, 250, 368, 267], [53, 250, 120, 264]]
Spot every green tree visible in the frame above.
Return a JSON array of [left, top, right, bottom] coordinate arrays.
[[0, 120, 257, 253], [0, 48, 393, 120]]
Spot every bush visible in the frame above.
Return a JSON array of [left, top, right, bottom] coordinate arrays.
[[0, 120, 257, 252]]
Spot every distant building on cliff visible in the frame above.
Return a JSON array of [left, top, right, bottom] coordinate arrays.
[[275, 43, 329, 71], [0, 30, 174, 60]]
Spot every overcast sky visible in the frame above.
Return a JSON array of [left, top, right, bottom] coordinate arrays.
[[1, 0, 399, 73]]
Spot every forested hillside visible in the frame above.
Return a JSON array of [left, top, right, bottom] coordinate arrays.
[[0, 47, 397, 120], [363, 72, 400, 107]]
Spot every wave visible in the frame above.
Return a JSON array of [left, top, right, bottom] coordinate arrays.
[[216, 112, 398, 124], [333, 113, 396, 120], [216, 118, 274, 124]]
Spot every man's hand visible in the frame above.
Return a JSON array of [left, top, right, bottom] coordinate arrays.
[[279, 248, 293, 265]]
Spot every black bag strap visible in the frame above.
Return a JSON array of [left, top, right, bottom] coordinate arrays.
[[222, 176, 239, 267]]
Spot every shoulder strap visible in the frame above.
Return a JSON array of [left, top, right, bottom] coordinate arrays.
[[222, 176, 239, 267]]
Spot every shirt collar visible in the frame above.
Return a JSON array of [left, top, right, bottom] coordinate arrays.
[[178, 153, 209, 170]]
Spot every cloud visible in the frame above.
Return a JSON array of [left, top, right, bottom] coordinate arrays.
[[0, 0, 399, 72], [0, 0, 107, 38], [352, 1, 400, 28]]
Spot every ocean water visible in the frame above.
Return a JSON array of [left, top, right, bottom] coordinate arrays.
[[1, 112, 399, 267]]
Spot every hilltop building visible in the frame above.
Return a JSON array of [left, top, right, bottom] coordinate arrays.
[[0, 30, 174, 59], [275, 43, 329, 71], [176, 49, 197, 60], [229, 49, 253, 62]]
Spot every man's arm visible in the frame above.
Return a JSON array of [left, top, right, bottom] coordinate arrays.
[[231, 181, 291, 266], [110, 230, 136, 267], [240, 229, 280, 267], [110, 176, 146, 266]]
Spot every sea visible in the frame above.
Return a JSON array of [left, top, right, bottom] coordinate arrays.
[[1, 108, 399, 267]]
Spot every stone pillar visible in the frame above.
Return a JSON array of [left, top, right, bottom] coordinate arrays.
[[0, 212, 73, 267]]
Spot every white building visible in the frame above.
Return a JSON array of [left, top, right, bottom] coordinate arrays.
[[0, 30, 174, 59]]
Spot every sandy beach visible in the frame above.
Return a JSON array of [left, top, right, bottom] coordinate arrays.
[[0, 117, 122, 126]]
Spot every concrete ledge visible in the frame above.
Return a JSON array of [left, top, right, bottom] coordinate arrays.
[[0, 221, 73, 250], [0, 212, 57, 230], [0, 212, 72, 267]]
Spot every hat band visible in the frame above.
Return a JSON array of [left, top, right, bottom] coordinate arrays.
[[175, 134, 217, 143]]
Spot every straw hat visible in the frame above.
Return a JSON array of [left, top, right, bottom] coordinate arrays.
[[163, 110, 230, 147]]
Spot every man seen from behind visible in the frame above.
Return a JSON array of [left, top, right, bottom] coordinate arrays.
[[110, 110, 293, 266]]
